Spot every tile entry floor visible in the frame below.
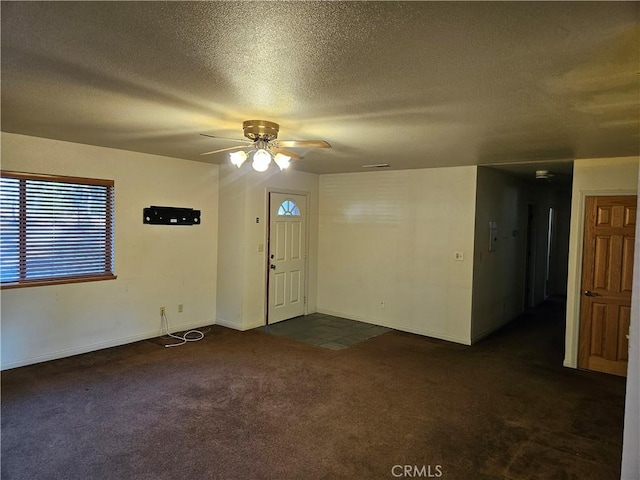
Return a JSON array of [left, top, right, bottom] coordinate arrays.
[[257, 313, 391, 350]]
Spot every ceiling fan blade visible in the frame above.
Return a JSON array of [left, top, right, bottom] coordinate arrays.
[[271, 147, 303, 160], [201, 145, 248, 156], [200, 133, 252, 144], [273, 140, 331, 149]]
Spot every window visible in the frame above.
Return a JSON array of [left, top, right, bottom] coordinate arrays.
[[277, 199, 300, 216], [0, 171, 115, 288]]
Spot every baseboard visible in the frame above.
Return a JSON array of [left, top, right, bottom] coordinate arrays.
[[470, 308, 532, 344], [0, 319, 214, 371], [470, 322, 508, 345], [215, 317, 265, 331], [244, 320, 266, 330], [316, 308, 471, 345], [214, 317, 244, 331]]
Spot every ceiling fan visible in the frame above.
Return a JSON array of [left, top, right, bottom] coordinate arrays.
[[200, 120, 331, 171]]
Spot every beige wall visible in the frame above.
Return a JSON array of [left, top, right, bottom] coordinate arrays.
[[216, 164, 319, 330], [317, 167, 477, 344], [1, 133, 219, 369], [564, 156, 639, 368]]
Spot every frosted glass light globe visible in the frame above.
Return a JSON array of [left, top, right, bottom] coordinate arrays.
[[229, 150, 248, 167], [274, 153, 291, 170], [252, 149, 271, 172]]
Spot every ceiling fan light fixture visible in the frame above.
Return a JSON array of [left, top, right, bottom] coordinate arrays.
[[201, 120, 331, 171], [252, 148, 272, 172], [229, 150, 248, 167], [274, 153, 291, 170]]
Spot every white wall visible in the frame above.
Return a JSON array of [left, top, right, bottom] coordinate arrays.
[[215, 169, 247, 328], [564, 156, 639, 369], [621, 167, 640, 480], [471, 168, 572, 342], [216, 164, 319, 331], [547, 188, 572, 297], [471, 168, 530, 341], [317, 167, 477, 344], [1, 133, 219, 369]]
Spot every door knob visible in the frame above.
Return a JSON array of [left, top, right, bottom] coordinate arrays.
[[270, 264, 276, 270], [584, 290, 599, 297]]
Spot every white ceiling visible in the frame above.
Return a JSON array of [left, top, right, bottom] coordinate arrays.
[[1, 1, 638, 175]]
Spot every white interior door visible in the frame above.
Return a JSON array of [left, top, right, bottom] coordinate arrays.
[[268, 192, 307, 324]]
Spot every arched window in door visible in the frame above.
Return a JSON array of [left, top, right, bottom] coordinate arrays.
[[277, 199, 301, 216]]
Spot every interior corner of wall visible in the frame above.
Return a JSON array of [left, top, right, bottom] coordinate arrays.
[[214, 316, 243, 331]]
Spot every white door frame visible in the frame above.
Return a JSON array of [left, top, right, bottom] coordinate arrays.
[[264, 188, 311, 325]]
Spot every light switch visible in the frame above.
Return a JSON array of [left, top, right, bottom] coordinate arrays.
[[454, 251, 464, 261], [258, 243, 264, 252]]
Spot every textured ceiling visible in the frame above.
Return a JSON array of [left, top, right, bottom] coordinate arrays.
[[1, 1, 638, 175]]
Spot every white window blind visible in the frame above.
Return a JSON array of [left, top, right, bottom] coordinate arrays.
[[0, 171, 115, 288]]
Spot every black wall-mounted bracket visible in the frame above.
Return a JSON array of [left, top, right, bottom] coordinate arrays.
[[143, 206, 201, 226]]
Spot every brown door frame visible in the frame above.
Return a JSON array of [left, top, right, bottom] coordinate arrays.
[[578, 194, 636, 376], [567, 190, 637, 370]]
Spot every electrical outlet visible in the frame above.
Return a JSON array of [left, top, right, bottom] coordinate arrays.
[[380, 301, 385, 309], [160, 306, 165, 316], [178, 304, 183, 313]]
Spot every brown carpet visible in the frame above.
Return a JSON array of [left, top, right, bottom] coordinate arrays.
[[1, 300, 626, 480]]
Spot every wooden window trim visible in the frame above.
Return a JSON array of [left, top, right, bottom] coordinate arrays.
[[1, 274, 117, 290], [1, 170, 114, 187], [1, 170, 116, 289]]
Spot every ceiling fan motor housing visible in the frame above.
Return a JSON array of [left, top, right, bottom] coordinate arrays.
[[243, 120, 279, 141]]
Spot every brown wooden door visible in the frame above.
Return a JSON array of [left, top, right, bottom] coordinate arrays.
[[579, 195, 636, 377]]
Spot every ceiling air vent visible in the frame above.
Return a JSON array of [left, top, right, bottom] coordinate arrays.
[[362, 163, 390, 169]]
